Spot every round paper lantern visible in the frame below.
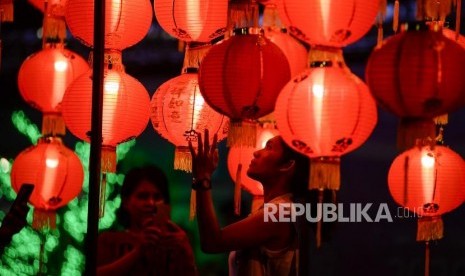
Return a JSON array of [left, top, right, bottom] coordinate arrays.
[[199, 32, 290, 146], [276, 0, 379, 47], [10, 137, 83, 229], [62, 51, 150, 172], [366, 24, 465, 149], [154, 0, 227, 42], [275, 51, 377, 190], [65, 0, 152, 50], [151, 72, 228, 172], [18, 45, 89, 136]]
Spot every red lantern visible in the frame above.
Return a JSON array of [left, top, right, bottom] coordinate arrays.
[[366, 24, 465, 149], [10, 137, 83, 229], [154, 0, 227, 42], [199, 32, 290, 146], [18, 44, 89, 136], [275, 50, 377, 190], [276, 0, 379, 47], [62, 51, 150, 172], [65, 0, 152, 50]]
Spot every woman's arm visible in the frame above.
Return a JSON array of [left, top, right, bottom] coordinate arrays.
[[97, 246, 142, 276]]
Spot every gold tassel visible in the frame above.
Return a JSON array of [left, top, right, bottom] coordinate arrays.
[[456, 0, 462, 40], [433, 114, 448, 125], [0, 0, 13, 22], [309, 157, 341, 190], [377, 15, 384, 48], [397, 118, 436, 151], [32, 209, 56, 230], [393, 0, 400, 33], [42, 113, 66, 136], [178, 40, 186, 52], [182, 43, 211, 73], [234, 163, 242, 216], [251, 195, 264, 214], [101, 146, 117, 173], [228, 0, 259, 31], [43, 16, 67, 43], [174, 146, 193, 172], [416, 216, 444, 242], [99, 173, 107, 218], [308, 46, 344, 64], [227, 120, 257, 148], [189, 189, 196, 221], [315, 189, 323, 248]]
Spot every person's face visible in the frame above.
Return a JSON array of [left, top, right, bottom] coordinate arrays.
[[124, 180, 164, 227], [247, 136, 286, 183]]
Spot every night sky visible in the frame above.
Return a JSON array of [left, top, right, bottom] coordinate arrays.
[[1, 0, 465, 275]]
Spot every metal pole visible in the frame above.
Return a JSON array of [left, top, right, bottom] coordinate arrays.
[[85, 0, 105, 274]]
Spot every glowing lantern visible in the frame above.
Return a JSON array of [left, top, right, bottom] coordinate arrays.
[[62, 50, 150, 172], [18, 44, 89, 136], [10, 137, 84, 229], [150, 45, 228, 172], [65, 0, 152, 50], [275, 49, 377, 191], [366, 24, 465, 150], [154, 0, 228, 42], [276, 0, 379, 47]]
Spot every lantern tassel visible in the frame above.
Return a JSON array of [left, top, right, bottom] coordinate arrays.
[[227, 120, 257, 148], [0, 0, 13, 22], [234, 163, 242, 216], [315, 189, 324, 249], [32, 209, 56, 230], [99, 173, 107, 218], [43, 16, 67, 43], [433, 114, 448, 125], [309, 157, 341, 190], [42, 113, 66, 136], [101, 146, 117, 173], [416, 216, 444, 242], [456, 0, 461, 40], [174, 147, 193, 172], [189, 189, 196, 221], [393, 0, 400, 33], [397, 118, 436, 151], [377, 14, 384, 48]]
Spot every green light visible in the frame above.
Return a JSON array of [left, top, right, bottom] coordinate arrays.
[[11, 110, 41, 145]]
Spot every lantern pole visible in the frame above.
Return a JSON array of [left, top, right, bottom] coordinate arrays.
[[84, 0, 105, 274]]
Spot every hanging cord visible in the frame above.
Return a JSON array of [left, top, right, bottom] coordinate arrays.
[[456, 0, 462, 40], [424, 241, 430, 276], [393, 0, 400, 33], [0, 14, 2, 70]]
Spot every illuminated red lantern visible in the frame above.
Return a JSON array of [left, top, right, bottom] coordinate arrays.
[[199, 32, 290, 146], [62, 51, 150, 172], [276, 0, 378, 47], [154, 0, 227, 42], [10, 137, 83, 229], [18, 44, 89, 136], [151, 45, 228, 172], [366, 25, 465, 149], [275, 50, 377, 190], [65, 0, 152, 50]]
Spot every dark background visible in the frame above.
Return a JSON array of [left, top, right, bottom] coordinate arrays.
[[1, 0, 465, 275]]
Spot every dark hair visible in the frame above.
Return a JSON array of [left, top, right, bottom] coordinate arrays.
[[116, 165, 170, 228]]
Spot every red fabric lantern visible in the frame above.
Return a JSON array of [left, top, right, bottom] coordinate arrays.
[[18, 44, 89, 136], [61, 51, 150, 172], [199, 32, 290, 146], [276, 0, 379, 47], [10, 137, 83, 229], [366, 25, 465, 149], [275, 50, 377, 190], [154, 0, 227, 42], [65, 0, 152, 50]]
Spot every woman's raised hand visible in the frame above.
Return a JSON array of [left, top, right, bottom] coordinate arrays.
[[188, 129, 218, 181]]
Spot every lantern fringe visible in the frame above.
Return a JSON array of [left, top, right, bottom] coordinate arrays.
[[189, 189, 196, 221], [417, 0, 455, 21], [251, 195, 264, 214], [397, 118, 436, 151], [43, 16, 66, 43], [182, 43, 211, 73], [42, 113, 66, 136], [174, 147, 192, 172], [262, 5, 283, 30], [315, 189, 324, 248], [228, 0, 259, 31], [32, 209, 56, 230], [101, 146, 117, 173], [99, 173, 107, 218], [416, 216, 443, 242], [0, 0, 13, 22], [227, 120, 257, 148], [393, 0, 400, 32], [309, 157, 341, 190], [433, 114, 448, 125], [234, 163, 243, 216], [308, 47, 344, 65]]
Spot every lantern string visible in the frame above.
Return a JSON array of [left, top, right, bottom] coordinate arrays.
[[234, 163, 242, 216], [315, 189, 323, 248], [393, 0, 400, 33], [189, 189, 196, 221], [99, 173, 107, 218], [425, 241, 430, 276], [456, 0, 461, 40]]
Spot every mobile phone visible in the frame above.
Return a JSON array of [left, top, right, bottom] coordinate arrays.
[[9, 183, 34, 211]]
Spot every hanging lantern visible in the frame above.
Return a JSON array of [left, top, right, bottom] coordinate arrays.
[[150, 45, 228, 172], [10, 137, 84, 229], [154, 0, 228, 42], [65, 0, 152, 50], [366, 23, 465, 150], [18, 44, 89, 136], [227, 124, 278, 215], [275, 49, 377, 191], [62, 50, 150, 173], [276, 0, 379, 47]]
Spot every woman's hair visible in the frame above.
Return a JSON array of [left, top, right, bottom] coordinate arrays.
[[115, 165, 170, 228], [277, 136, 310, 196]]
